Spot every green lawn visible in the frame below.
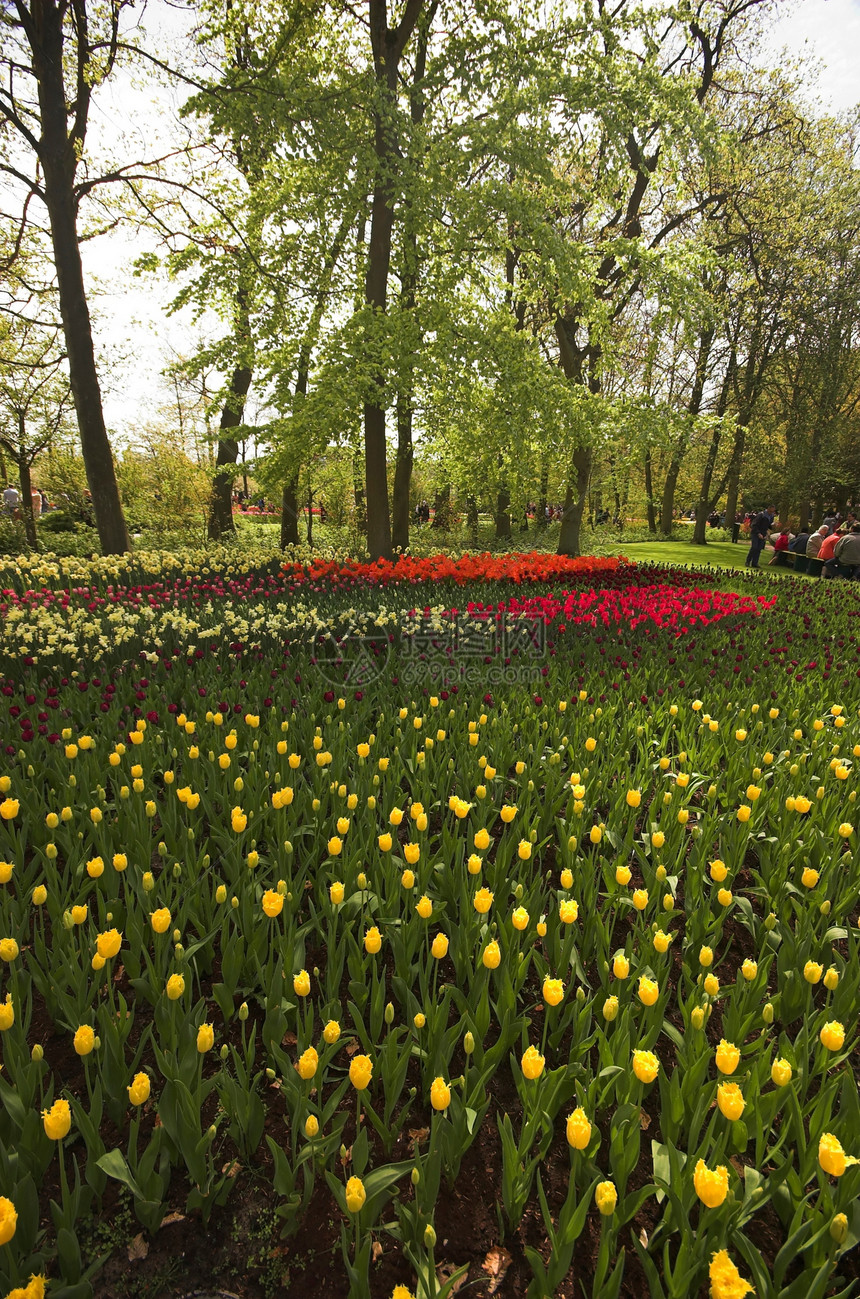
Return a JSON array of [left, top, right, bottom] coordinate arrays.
[[603, 537, 812, 578]]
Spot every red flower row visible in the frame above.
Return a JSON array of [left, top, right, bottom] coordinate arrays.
[[281, 552, 633, 587], [465, 585, 776, 634]]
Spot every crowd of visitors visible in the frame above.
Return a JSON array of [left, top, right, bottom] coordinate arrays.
[[2, 485, 52, 517], [745, 506, 860, 578]]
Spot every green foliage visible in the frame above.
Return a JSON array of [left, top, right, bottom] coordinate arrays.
[[116, 438, 210, 546]]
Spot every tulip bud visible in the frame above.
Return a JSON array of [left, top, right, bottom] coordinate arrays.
[[239, 1002, 249, 1021], [62, 910, 74, 930], [158, 841, 168, 856], [173, 929, 181, 943], [820, 900, 831, 916], [206, 1125, 217, 1140], [576, 986, 585, 1004], [174, 943, 184, 958], [142, 871, 155, 892], [424, 1225, 436, 1248], [266, 1067, 276, 1080], [31, 1043, 43, 1062], [831, 1213, 848, 1244], [411, 1167, 420, 1186], [464, 1031, 475, 1055], [762, 1003, 774, 1024], [284, 840, 293, 855], [384, 1002, 395, 1025], [568, 835, 577, 851], [220, 1043, 229, 1060], [514, 883, 523, 900], [764, 913, 777, 931]]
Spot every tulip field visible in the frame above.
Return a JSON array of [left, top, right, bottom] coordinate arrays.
[[0, 548, 858, 1299]]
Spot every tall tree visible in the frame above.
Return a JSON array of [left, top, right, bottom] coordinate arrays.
[[362, 0, 426, 560], [0, 0, 132, 552]]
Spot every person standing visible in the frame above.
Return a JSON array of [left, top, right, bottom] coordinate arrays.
[[2, 484, 19, 515], [746, 508, 773, 568]]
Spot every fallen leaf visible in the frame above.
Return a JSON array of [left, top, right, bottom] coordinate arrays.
[[372, 1241, 383, 1263], [639, 1227, 649, 1247], [159, 1211, 185, 1228], [127, 1233, 148, 1262], [408, 1127, 430, 1151], [340, 1145, 352, 1167], [639, 1110, 651, 1131], [436, 1261, 468, 1294], [282, 1031, 298, 1046], [221, 1159, 241, 1178], [482, 1245, 511, 1294], [344, 1037, 361, 1056]]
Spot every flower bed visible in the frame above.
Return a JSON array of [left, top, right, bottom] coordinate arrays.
[[0, 553, 857, 1299]]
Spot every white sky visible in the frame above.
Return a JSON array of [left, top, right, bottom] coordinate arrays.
[[80, 0, 860, 441]]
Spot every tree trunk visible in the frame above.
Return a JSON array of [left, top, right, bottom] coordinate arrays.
[[466, 495, 479, 546], [660, 327, 714, 535], [306, 484, 313, 546], [17, 454, 37, 549], [557, 445, 592, 556], [392, 388, 414, 552], [537, 459, 549, 527], [723, 424, 746, 531], [495, 486, 512, 540], [208, 364, 253, 540], [390, 5, 434, 556], [693, 352, 735, 544], [554, 317, 599, 555], [36, 26, 128, 554], [280, 474, 299, 548], [432, 485, 450, 529], [363, 0, 425, 560], [644, 451, 657, 532], [353, 456, 367, 539]]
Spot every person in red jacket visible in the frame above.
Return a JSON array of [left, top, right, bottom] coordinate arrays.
[[770, 529, 792, 566], [818, 529, 842, 574]]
